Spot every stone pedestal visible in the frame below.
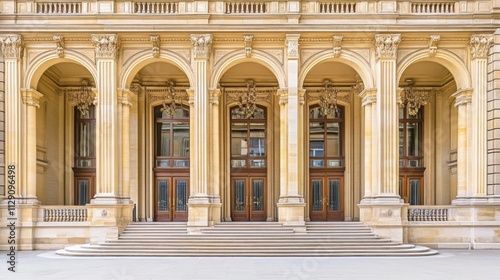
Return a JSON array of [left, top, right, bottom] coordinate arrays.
[[88, 204, 133, 244], [359, 203, 406, 243]]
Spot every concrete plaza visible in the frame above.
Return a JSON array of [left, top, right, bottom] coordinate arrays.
[[0, 249, 499, 280]]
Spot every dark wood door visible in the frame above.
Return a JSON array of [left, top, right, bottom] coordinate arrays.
[[73, 168, 95, 205], [310, 176, 344, 221], [231, 176, 266, 221], [399, 168, 425, 205], [155, 176, 189, 222]]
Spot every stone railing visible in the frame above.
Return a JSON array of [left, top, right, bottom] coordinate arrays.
[[410, 2, 456, 13], [318, 2, 356, 13], [41, 206, 89, 222], [408, 206, 449, 221], [36, 2, 82, 13], [225, 2, 269, 14], [134, 2, 179, 14]]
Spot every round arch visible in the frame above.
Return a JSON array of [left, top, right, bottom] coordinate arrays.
[[397, 49, 471, 90], [25, 50, 97, 89], [299, 49, 375, 89], [210, 50, 286, 89], [121, 50, 195, 89]]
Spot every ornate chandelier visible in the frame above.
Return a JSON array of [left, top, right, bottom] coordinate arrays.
[[319, 79, 339, 117], [68, 79, 95, 116], [160, 81, 179, 117], [400, 79, 430, 116], [236, 80, 257, 119]]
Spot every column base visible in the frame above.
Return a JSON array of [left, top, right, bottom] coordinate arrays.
[[91, 194, 121, 205], [88, 204, 134, 244], [358, 201, 406, 243], [277, 198, 306, 233], [187, 195, 222, 231]]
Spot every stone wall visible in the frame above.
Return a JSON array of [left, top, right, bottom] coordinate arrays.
[[488, 31, 500, 195]]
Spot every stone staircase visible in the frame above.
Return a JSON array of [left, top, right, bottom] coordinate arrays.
[[56, 222, 438, 257]]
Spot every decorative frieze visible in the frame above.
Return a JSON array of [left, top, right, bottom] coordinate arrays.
[[150, 35, 160, 58], [374, 34, 400, 59], [285, 34, 300, 59], [190, 34, 213, 59], [0, 35, 23, 60], [244, 35, 253, 58], [470, 34, 493, 59], [145, 86, 189, 105], [333, 35, 343, 58], [91, 34, 120, 59], [429, 35, 440, 57]]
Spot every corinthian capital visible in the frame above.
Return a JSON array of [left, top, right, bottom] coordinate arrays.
[[470, 34, 493, 59], [190, 34, 212, 59], [375, 34, 400, 59], [0, 35, 23, 60], [91, 34, 120, 59]]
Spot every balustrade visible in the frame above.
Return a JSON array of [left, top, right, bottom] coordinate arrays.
[[411, 2, 456, 13], [134, 2, 178, 14], [42, 207, 88, 222], [36, 2, 82, 14], [225, 2, 269, 14], [319, 2, 356, 13], [408, 207, 448, 221]]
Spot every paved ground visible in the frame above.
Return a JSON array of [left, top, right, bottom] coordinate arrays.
[[0, 249, 498, 280]]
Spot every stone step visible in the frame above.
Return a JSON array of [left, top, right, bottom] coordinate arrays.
[[101, 241, 400, 246]]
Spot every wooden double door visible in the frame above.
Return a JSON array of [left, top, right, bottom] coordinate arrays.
[[154, 173, 189, 222], [309, 172, 344, 221], [399, 168, 425, 205], [231, 175, 266, 221]]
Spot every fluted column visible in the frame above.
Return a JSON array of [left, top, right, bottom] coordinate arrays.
[[188, 34, 217, 228], [374, 34, 401, 201], [1, 35, 23, 200], [277, 34, 305, 229], [359, 89, 377, 201], [452, 89, 472, 201], [470, 35, 493, 198], [91, 34, 120, 204], [209, 89, 221, 200], [22, 89, 43, 202], [119, 89, 133, 202]]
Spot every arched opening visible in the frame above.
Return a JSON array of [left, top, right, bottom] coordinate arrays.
[[303, 60, 361, 221], [35, 62, 95, 205], [219, 61, 279, 222], [398, 61, 458, 205], [129, 61, 191, 222]]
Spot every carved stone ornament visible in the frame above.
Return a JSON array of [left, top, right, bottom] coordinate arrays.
[[244, 35, 253, 58], [53, 35, 65, 58], [286, 35, 300, 59], [190, 34, 213, 59], [333, 35, 343, 58], [470, 34, 494, 59], [375, 34, 400, 59], [91, 34, 120, 59], [429, 35, 440, 57], [0, 35, 23, 60], [150, 35, 160, 58]]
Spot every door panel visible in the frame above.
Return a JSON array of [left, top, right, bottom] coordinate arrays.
[[310, 176, 344, 221], [155, 177, 189, 221], [231, 177, 266, 221], [399, 174, 424, 205]]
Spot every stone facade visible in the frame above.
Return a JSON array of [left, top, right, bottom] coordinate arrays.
[[0, 0, 500, 250]]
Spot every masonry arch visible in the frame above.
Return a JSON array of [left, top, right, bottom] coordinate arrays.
[[121, 50, 195, 89], [211, 50, 286, 89], [299, 49, 375, 90]]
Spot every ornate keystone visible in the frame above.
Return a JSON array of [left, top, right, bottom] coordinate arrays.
[[0, 35, 23, 60], [190, 34, 213, 59], [53, 35, 65, 58], [429, 35, 440, 57], [375, 34, 400, 59], [150, 35, 160, 58], [244, 35, 253, 58], [286, 34, 300, 59], [333, 35, 343, 58], [91, 34, 120, 59], [470, 34, 493, 59]]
